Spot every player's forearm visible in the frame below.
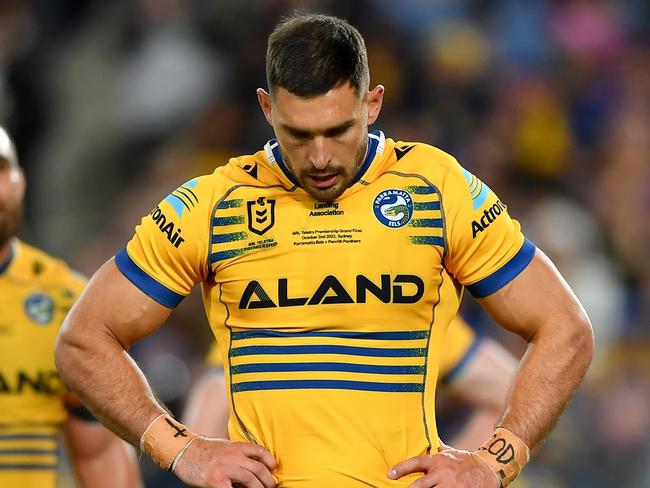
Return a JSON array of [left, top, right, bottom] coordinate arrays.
[[451, 408, 502, 451], [55, 323, 165, 446], [497, 313, 593, 452]]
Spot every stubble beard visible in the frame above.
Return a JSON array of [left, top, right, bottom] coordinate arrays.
[[285, 140, 368, 203], [0, 203, 22, 247]]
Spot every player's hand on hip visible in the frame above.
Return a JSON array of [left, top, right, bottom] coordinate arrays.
[[388, 445, 500, 488], [173, 437, 277, 488]]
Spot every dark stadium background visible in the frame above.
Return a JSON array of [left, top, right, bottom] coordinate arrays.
[[2, 1, 649, 486]]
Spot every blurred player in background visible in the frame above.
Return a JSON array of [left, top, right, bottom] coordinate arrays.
[[56, 14, 593, 488], [184, 315, 518, 451], [0, 126, 141, 488]]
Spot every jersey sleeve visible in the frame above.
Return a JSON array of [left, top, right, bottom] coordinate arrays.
[[115, 176, 212, 307], [442, 161, 536, 298], [439, 316, 480, 383]]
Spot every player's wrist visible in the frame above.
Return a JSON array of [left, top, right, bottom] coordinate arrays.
[[472, 427, 530, 487], [140, 413, 198, 472]]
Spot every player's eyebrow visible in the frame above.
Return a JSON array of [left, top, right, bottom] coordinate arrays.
[[282, 119, 355, 139]]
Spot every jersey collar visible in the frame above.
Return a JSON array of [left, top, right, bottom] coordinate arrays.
[[263, 130, 386, 191]]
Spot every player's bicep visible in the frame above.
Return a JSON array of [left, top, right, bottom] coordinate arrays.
[[476, 249, 589, 341], [61, 258, 172, 349]]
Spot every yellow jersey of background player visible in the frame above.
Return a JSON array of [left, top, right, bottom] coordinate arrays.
[[0, 238, 85, 487], [117, 129, 535, 487]]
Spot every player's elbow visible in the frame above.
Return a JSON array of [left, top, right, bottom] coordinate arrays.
[[54, 312, 89, 386], [567, 308, 595, 372]]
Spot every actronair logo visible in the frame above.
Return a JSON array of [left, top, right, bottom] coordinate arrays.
[[471, 200, 507, 238], [151, 206, 185, 248]]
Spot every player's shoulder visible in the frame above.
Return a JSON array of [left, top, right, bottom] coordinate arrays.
[[13, 239, 86, 291], [390, 139, 465, 182], [218, 148, 282, 188]]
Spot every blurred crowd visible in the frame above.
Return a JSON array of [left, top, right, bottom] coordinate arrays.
[[1, 0, 649, 486]]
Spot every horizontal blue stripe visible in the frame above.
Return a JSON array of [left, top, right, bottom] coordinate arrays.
[[0, 464, 57, 471], [211, 232, 247, 244], [212, 216, 245, 226], [0, 434, 56, 440], [231, 345, 426, 357], [414, 201, 441, 211], [232, 363, 425, 375], [217, 199, 243, 209], [114, 250, 184, 308], [409, 236, 445, 247], [410, 186, 436, 195], [467, 239, 536, 298], [410, 218, 443, 228], [232, 380, 424, 393], [209, 248, 246, 263], [231, 330, 428, 341], [0, 449, 57, 455]]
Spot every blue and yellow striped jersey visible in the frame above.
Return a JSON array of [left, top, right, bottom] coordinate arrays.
[[117, 131, 534, 487], [206, 314, 479, 382], [0, 239, 86, 487]]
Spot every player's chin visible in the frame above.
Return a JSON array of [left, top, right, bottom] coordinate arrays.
[[304, 182, 346, 202]]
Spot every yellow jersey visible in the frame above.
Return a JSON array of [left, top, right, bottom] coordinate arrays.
[[0, 239, 86, 488], [206, 314, 479, 383], [118, 131, 534, 487]]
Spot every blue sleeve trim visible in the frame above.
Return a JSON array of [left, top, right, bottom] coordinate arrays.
[[441, 335, 482, 384], [114, 249, 185, 308], [66, 404, 98, 423], [467, 238, 536, 298]]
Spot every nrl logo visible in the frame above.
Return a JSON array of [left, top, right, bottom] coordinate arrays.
[[247, 197, 276, 235]]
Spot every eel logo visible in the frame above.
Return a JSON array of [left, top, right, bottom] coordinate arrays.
[[24, 293, 54, 325], [373, 189, 413, 228], [247, 197, 276, 235]]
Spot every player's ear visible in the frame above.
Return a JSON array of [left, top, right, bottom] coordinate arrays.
[[9, 164, 26, 197], [366, 84, 384, 125], [257, 88, 273, 125]]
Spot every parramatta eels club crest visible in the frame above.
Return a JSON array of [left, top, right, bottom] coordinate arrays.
[[247, 197, 276, 235]]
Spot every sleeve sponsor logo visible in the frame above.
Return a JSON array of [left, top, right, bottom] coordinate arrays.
[[151, 206, 185, 248], [471, 200, 507, 238], [163, 179, 199, 218], [461, 168, 490, 210]]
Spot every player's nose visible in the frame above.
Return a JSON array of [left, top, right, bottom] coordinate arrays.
[[308, 136, 330, 170]]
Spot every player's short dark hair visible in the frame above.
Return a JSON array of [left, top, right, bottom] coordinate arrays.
[[266, 14, 369, 97]]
